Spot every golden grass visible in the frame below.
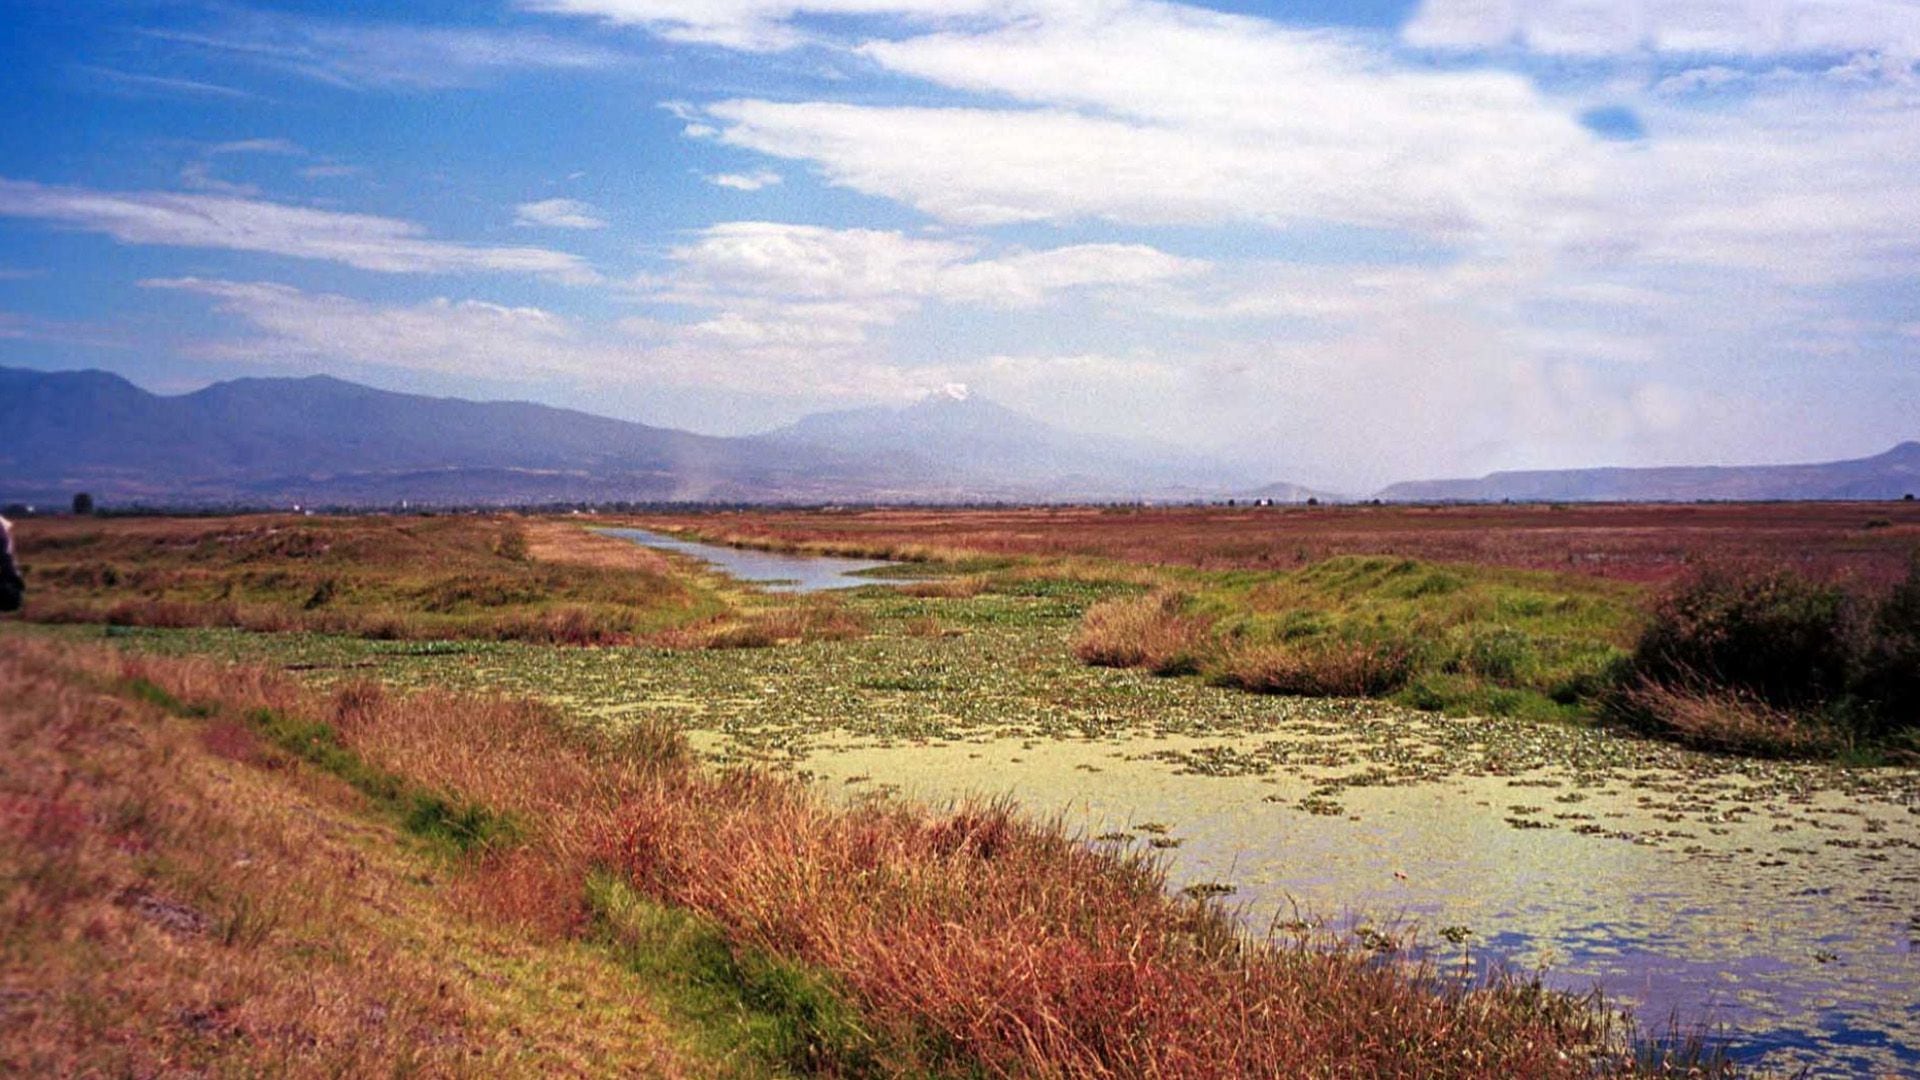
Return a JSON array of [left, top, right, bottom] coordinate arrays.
[[521, 519, 679, 575], [0, 635, 690, 1077], [1072, 591, 1213, 675], [649, 598, 871, 650], [0, 629, 1708, 1079], [9, 514, 714, 646]]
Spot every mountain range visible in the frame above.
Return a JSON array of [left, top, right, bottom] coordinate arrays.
[[0, 367, 1253, 507], [1, 366, 1913, 507], [1376, 443, 1920, 503]]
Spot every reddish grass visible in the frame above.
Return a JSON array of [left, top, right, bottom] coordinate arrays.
[[0, 635, 688, 1077], [1072, 592, 1213, 675], [1216, 639, 1418, 697], [1614, 681, 1843, 758], [14, 634, 1713, 1078], [617, 502, 1920, 585]]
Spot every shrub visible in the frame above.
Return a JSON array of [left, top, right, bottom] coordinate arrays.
[[1626, 562, 1862, 712], [1617, 557, 1920, 752], [1217, 638, 1415, 697], [1858, 558, 1920, 735], [1072, 592, 1212, 675]]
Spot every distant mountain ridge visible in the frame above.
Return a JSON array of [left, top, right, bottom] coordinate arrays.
[[0, 367, 1251, 506], [0, 366, 908, 505], [1375, 442, 1920, 503], [6, 366, 1911, 507], [756, 385, 1256, 498]]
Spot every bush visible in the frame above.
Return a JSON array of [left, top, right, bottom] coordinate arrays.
[[1859, 558, 1920, 734], [1618, 558, 1920, 752], [1626, 562, 1862, 712], [1072, 592, 1212, 675], [1217, 638, 1415, 697]]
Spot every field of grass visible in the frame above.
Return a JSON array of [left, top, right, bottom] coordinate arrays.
[[1076, 555, 1645, 723], [6, 514, 878, 650], [621, 501, 1920, 584], [630, 509, 1920, 751], [0, 630, 1713, 1078], [8, 509, 1916, 1074]]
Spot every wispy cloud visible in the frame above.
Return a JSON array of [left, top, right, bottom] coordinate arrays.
[[687, 4, 1601, 244], [209, 138, 304, 157], [707, 169, 782, 191], [523, 0, 1007, 52], [514, 198, 608, 229], [1404, 0, 1920, 57], [143, 10, 625, 91], [144, 277, 599, 379], [72, 64, 260, 101], [0, 179, 597, 282]]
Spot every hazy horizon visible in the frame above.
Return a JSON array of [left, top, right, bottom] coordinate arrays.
[[3, 1, 1918, 491]]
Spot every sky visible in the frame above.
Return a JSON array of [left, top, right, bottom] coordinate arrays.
[[0, 0, 1916, 492]]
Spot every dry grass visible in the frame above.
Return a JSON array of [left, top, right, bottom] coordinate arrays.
[[0, 635, 690, 1077], [520, 518, 680, 574], [649, 599, 870, 650], [3, 631, 1723, 1078], [8, 514, 715, 645], [1216, 639, 1418, 697], [1072, 592, 1213, 675], [620, 502, 1920, 586], [1614, 680, 1842, 758]]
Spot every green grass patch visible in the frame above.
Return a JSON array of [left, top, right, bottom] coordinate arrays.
[[120, 674, 514, 856], [585, 874, 957, 1078], [1086, 555, 1644, 718]]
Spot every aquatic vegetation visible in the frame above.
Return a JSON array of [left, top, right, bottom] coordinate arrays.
[[2, 631, 1704, 1079], [9, 509, 1916, 1075]]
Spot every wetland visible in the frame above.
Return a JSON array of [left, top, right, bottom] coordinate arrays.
[[76, 560, 1920, 1078]]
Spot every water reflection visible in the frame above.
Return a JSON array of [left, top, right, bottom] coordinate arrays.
[[600, 527, 930, 592], [788, 734, 1919, 1079]]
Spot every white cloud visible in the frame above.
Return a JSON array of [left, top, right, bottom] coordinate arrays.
[[694, 2, 1603, 242], [1584, 89, 1920, 284], [515, 198, 609, 229], [522, 0, 1008, 52], [143, 278, 601, 379], [0, 179, 597, 282], [146, 11, 623, 90], [1404, 0, 1920, 57], [707, 169, 783, 190], [652, 222, 1206, 353], [937, 243, 1208, 307]]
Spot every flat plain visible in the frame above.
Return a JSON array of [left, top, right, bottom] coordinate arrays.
[[4, 505, 1917, 1078]]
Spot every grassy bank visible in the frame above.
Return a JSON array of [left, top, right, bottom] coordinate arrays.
[[618, 503, 1920, 584], [1074, 555, 1644, 723], [0, 630, 1716, 1078], [7, 515, 878, 650]]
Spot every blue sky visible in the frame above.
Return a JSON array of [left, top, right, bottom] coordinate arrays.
[[1, 0, 1917, 490]]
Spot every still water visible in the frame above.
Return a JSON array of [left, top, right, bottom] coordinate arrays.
[[786, 733, 1920, 1079], [600, 527, 928, 592], [571, 534, 1918, 1076]]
